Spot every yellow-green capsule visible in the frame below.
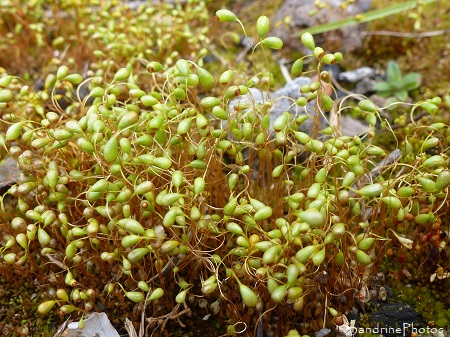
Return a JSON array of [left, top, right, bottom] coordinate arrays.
[[271, 284, 287, 303], [219, 70, 234, 86], [254, 206, 272, 221], [291, 58, 304, 77], [118, 111, 139, 130], [161, 193, 182, 206], [311, 247, 326, 266], [127, 247, 149, 263], [6, 122, 24, 141], [193, 177, 205, 195], [38, 228, 51, 246], [422, 137, 439, 150], [216, 9, 237, 22], [286, 264, 300, 287], [201, 97, 221, 109], [153, 157, 172, 170], [135, 181, 154, 195], [114, 68, 130, 82], [31, 138, 50, 149], [239, 283, 258, 307], [381, 196, 401, 209], [273, 163, 288, 179], [262, 36, 283, 50], [301, 32, 315, 50], [121, 234, 142, 248], [273, 112, 289, 131], [422, 155, 445, 168], [37, 300, 56, 315], [126, 291, 145, 303], [397, 186, 414, 197], [64, 73, 83, 84], [436, 170, 450, 190], [321, 94, 334, 112], [358, 237, 375, 251], [159, 240, 180, 255], [56, 65, 69, 80], [116, 188, 132, 203], [356, 249, 371, 266], [198, 67, 215, 90], [189, 159, 206, 170], [358, 99, 377, 113], [176, 59, 190, 76], [163, 207, 178, 227], [56, 289, 69, 301], [357, 183, 384, 197], [90, 179, 109, 193], [120, 219, 145, 235], [299, 208, 325, 227], [295, 245, 317, 263], [418, 177, 436, 193], [262, 245, 282, 265], [65, 242, 76, 259], [335, 251, 344, 266], [148, 287, 164, 301], [256, 15, 270, 38], [223, 197, 238, 216], [146, 62, 163, 73], [226, 222, 244, 235]]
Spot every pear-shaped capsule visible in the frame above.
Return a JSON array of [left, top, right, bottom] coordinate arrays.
[[239, 283, 258, 307], [299, 208, 325, 227], [114, 68, 130, 82], [436, 170, 450, 190], [301, 32, 315, 50], [198, 67, 215, 90], [312, 247, 326, 266], [37, 300, 57, 315], [127, 247, 149, 263], [357, 183, 384, 197], [256, 15, 270, 38], [295, 245, 317, 263], [148, 287, 164, 301], [271, 284, 287, 303], [216, 9, 237, 22], [6, 122, 24, 141], [254, 206, 272, 221], [126, 291, 145, 303], [262, 37, 283, 50], [56, 288, 69, 301], [358, 237, 375, 251], [356, 249, 372, 266]]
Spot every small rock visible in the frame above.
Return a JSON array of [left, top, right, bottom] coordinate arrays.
[[315, 328, 331, 337], [0, 157, 20, 193], [338, 67, 376, 83], [339, 115, 369, 136], [65, 312, 120, 337], [228, 76, 327, 135], [271, 0, 373, 53]]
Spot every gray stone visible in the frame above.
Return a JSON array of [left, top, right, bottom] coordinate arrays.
[[66, 312, 120, 337], [338, 67, 376, 83], [339, 115, 369, 136], [228, 76, 327, 135], [271, 0, 373, 53], [0, 157, 20, 192]]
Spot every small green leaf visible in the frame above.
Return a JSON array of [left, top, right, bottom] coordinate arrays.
[[395, 90, 408, 102], [386, 61, 402, 83], [402, 72, 421, 91], [373, 81, 392, 95]]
